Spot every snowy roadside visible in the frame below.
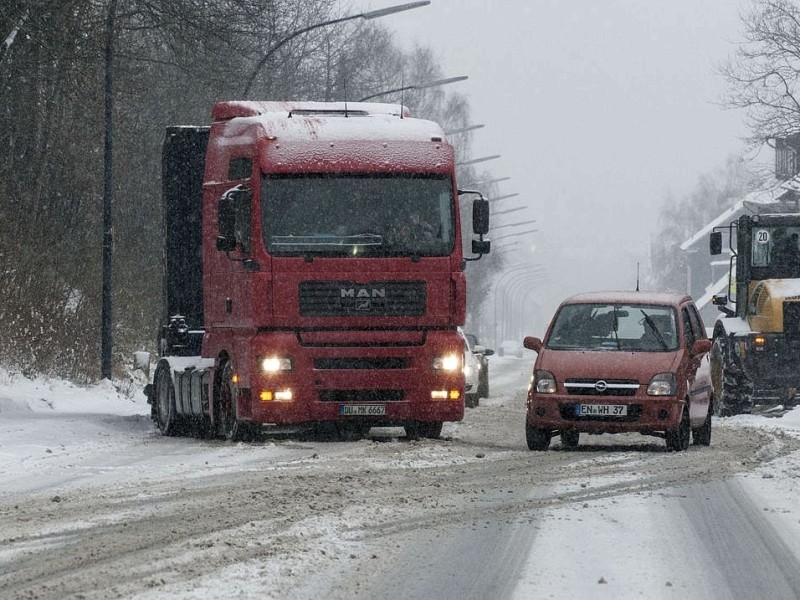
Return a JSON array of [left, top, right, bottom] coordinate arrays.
[[3, 362, 800, 600]]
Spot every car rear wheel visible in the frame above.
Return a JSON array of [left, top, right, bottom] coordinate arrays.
[[526, 423, 551, 451], [560, 430, 580, 449], [666, 405, 690, 451]]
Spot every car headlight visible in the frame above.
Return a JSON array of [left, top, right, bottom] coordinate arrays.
[[647, 372, 676, 396], [433, 353, 462, 372], [534, 370, 557, 394], [261, 356, 293, 373]]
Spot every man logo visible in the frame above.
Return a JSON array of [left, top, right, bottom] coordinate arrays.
[[340, 287, 387, 311]]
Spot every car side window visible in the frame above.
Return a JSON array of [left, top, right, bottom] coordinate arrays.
[[687, 304, 706, 340], [681, 307, 696, 349]]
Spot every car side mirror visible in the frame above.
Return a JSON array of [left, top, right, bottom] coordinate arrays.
[[483, 348, 495, 357], [709, 231, 722, 256], [690, 339, 712, 356], [523, 336, 543, 353]]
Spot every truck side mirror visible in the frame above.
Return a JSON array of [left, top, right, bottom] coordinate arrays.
[[234, 187, 253, 253], [217, 185, 252, 252], [217, 191, 236, 251], [473, 197, 489, 235], [709, 231, 722, 256]]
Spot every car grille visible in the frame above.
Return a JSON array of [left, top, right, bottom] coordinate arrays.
[[564, 378, 639, 396], [299, 281, 426, 317]]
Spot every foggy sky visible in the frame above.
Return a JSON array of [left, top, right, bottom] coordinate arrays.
[[359, 0, 752, 329]]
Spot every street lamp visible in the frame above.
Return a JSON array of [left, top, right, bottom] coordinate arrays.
[[492, 266, 547, 347], [490, 192, 519, 202], [444, 123, 485, 135], [243, 1, 430, 97], [492, 229, 539, 242], [461, 176, 510, 188], [358, 75, 468, 102], [490, 220, 537, 232], [457, 154, 501, 167], [492, 206, 527, 216]]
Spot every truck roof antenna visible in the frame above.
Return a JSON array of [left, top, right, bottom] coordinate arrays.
[[636, 262, 640, 291]]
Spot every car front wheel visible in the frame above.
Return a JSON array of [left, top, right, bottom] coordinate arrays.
[[526, 422, 551, 451]]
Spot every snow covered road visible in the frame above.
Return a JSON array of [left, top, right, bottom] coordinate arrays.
[[2, 359, 800, 599]]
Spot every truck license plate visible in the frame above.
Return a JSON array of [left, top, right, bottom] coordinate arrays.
[[339, 405, 386, 416], [576, 404, 627, 417]]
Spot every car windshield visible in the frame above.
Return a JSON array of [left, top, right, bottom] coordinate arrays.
[[262, 173, 454, 257], [546, 303, 679, 352]]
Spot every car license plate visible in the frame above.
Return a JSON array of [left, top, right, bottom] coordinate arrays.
[[339, 404, 386, 416], [576, 404, 628, 416]]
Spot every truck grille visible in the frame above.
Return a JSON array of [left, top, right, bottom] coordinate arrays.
[[299, 281, 426, 317], [318, 390, 404, 402], [564, 378, 639, 396], [314, 358, 409, 370]]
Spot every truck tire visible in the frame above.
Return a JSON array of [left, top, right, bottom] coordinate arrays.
[[154, 363, 180, 436], [215, 361, 251, 442], [711, 335, 751, 416], [465, 392, 479, 408], [666, 405, 690, 451], [406, 421, 443, 439], [526, 423, 551, 451]]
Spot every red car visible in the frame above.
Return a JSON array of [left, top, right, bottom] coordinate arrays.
[[523, 291, 713, 451]]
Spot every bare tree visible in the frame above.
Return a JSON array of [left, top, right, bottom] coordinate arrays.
[[721, 0, 800, 143]]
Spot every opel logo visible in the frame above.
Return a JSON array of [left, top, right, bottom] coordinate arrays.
[[594, 380, 608, 392]]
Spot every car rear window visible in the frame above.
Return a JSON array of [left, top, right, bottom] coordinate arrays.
[[546, 303, 679, 352]]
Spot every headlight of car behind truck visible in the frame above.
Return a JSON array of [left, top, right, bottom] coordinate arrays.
[[534, 370, 557, 394], [647, 372, 676, 396]]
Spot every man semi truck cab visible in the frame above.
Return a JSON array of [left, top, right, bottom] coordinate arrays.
[[709, 213, 800, 414], [145, 101, 490, 440]]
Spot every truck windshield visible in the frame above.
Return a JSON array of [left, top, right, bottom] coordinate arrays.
[[751, 225, 800, 277], [547, 303, 679, 352], [262, 173, 455, 257]]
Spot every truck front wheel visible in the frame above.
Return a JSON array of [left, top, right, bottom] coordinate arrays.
[[215, 361, 251, 442], [711, 335, 751, 416], [154, 363, 180, 436], [406, 421, 443, 439]]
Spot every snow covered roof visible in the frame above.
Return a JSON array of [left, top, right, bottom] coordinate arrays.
[[210, 101, 444, 144], [679, 178, 799, 252]]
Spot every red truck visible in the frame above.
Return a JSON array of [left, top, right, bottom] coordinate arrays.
[[141, 101, 490, 441]]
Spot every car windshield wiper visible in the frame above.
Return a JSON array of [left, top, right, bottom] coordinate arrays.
[[640, 309, 668, 350], [612, 307, 622, 350]]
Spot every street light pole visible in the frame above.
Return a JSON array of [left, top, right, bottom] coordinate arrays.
[[358, 75, 468, 102], [101, 0, 117, 380], [243, 1, 430, 97]]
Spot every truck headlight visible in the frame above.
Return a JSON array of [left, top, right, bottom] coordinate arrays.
[[647, 372, 676, 396], [433, 353, 461, 372], [535, 370, 557, 394], [261, 356, 293, 373]]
